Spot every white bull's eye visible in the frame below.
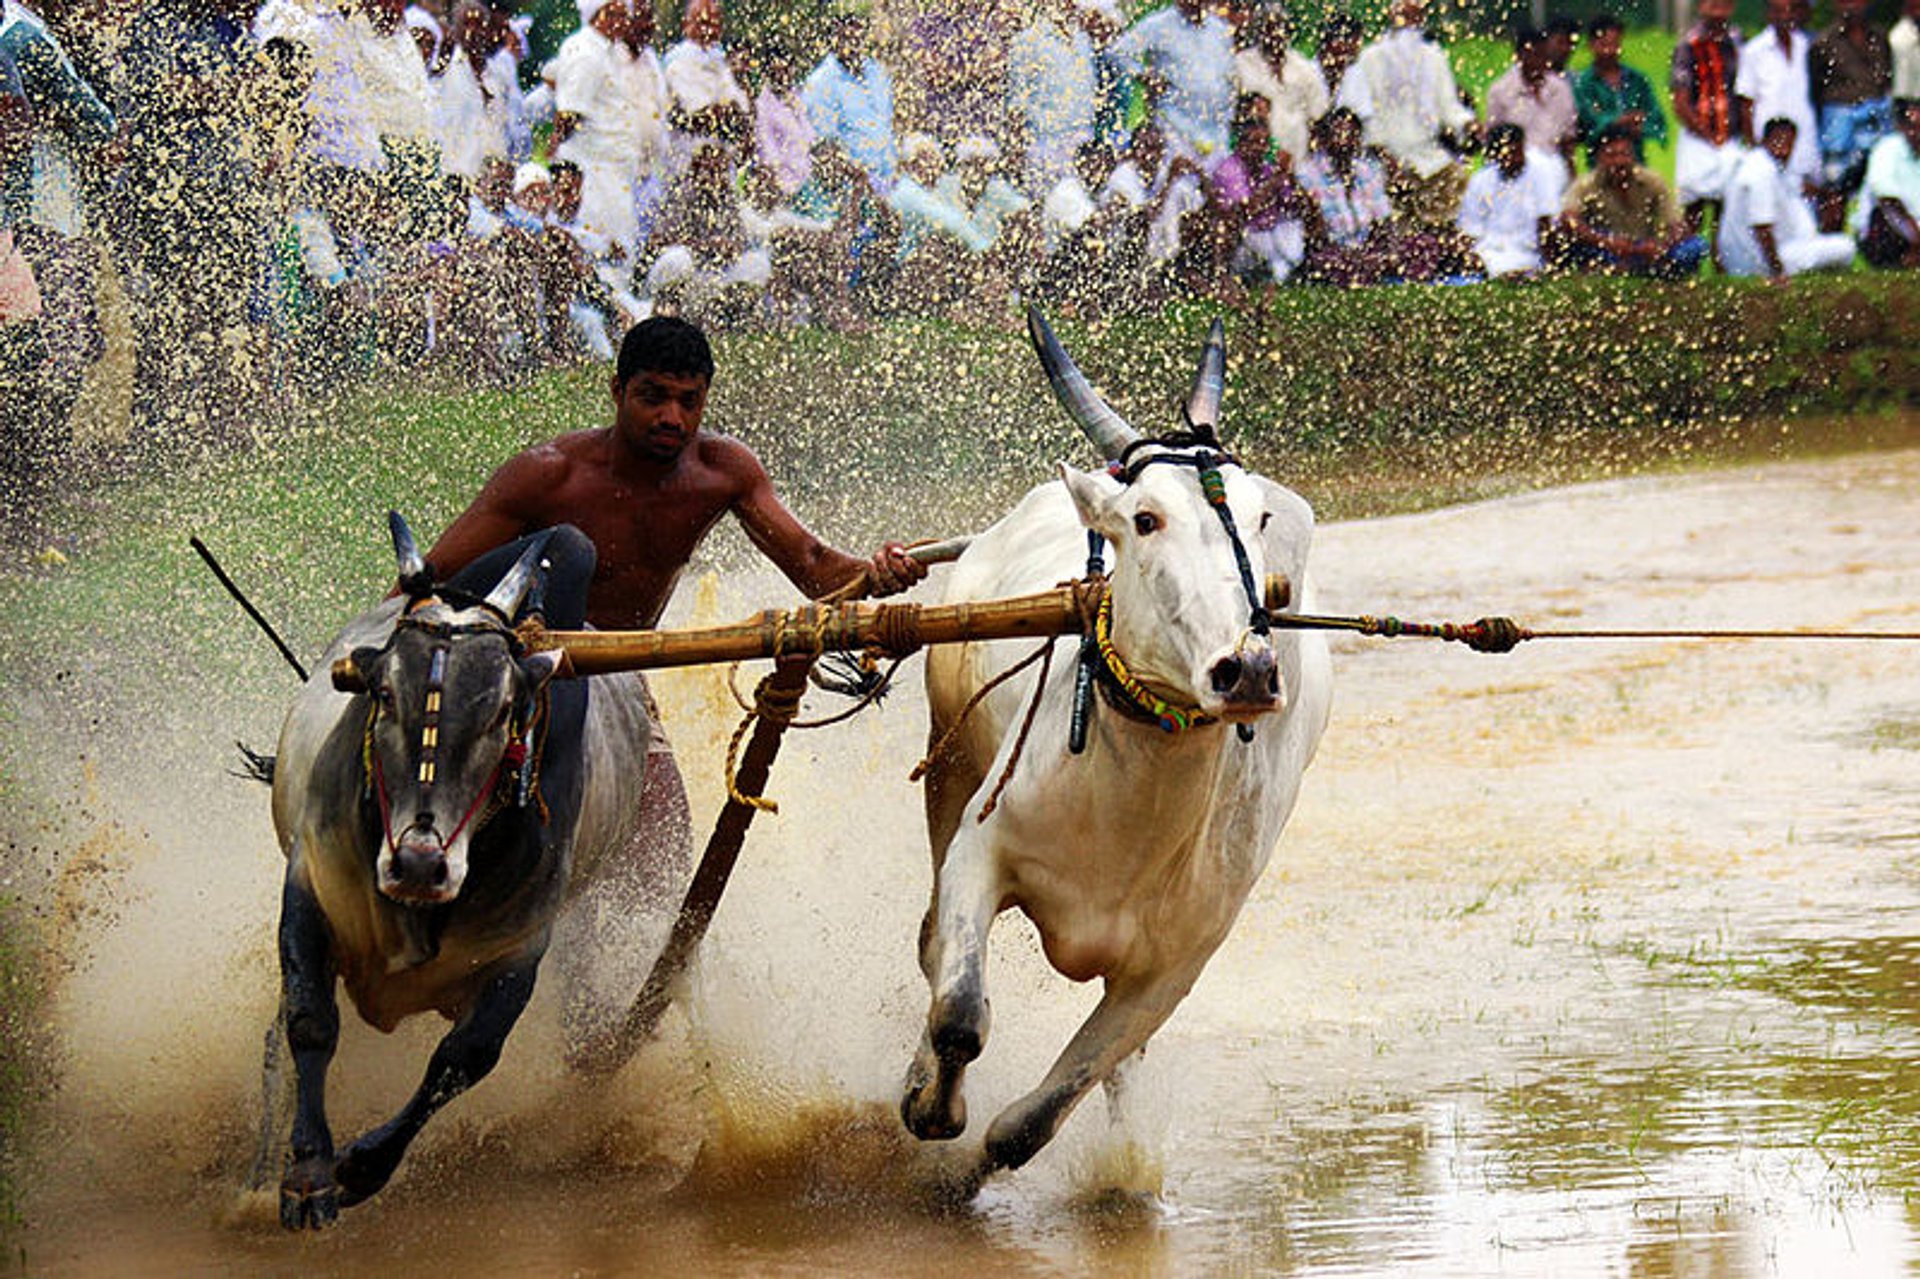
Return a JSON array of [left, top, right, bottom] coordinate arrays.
[[1133, 511, 1160, 536]]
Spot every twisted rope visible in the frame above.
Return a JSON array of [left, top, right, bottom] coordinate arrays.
[[722, 669, 809, 813]]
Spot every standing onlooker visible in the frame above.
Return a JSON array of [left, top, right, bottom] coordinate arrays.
[[1858, 96, 1920, 267], [1810, 0, 1893, 202], [118, 0, 273, 446], [663, 0, 748, 158], [1007, 0, 1098, 196], [1560, 122, 1706, 277], [1486, 26, 1578, 198], [350, 0, 442, 241], [1736, 0, 1819, 186], [1893, 0, 1920, 101], [1670, 0, 1743, 258], [1336, 0, 1479, 229], [548, 0, 669, 262], [1114, 0, 1236, 166], [1316, 12, 1363, 105], [1572, 14, 1667, 163], [2, 0, 114, 460], [1, 39, 48, 542], [1721, 116, 1855, 277], [431, 0, 512, 183], [1457, 121, 1558, 276], [802, 12, 898, 193], [752, 41, 813, 198], [1232, 4, 1328, 167]]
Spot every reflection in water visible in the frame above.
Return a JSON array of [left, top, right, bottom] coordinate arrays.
[[12, 444, 1920, 1275]]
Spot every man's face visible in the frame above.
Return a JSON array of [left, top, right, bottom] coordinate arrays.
[[1390, 0, 1427, 29], [553, 169, 583, 219], [1324, 113, 1360, 159], [1766, 0, 1793, 32], [1763, 123, 1796, 162], [1591, 27, 1622, 61], [1697, 0, 1733, 31], [626, 0, 655, 47], [514, 179, 552, 216], [1900, 105, 1920, 151], [613, 370, 711, 461], [1518, 40, 1549, 75], [832, 18, 865, 66], [683, 0, 722, 45], [1598, 136, 1636, 179], [1175, 0, 1205, 22]]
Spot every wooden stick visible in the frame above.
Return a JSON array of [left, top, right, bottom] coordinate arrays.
[[517, 574, 1293, 679]]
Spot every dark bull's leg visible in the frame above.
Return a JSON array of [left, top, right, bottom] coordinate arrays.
[[332, 960, 540, 1206], [279, 875, 342, 1230]]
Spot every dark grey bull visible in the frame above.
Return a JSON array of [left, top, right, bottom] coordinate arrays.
[[265, 516, 654, 1229]]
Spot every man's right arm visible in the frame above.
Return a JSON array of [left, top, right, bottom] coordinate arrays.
[[418, 448, 568, 585]]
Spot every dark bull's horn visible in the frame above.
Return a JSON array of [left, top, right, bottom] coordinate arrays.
[[1027, 306, 1140, 463], [481, 529, 555, 621], [1185, 318, 1226, 441], [390, 510, 431, 594]]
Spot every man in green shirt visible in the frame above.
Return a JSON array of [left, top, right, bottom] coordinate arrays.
[[1572, 13, 1668, 162], [1560, 121, 1705, 276]]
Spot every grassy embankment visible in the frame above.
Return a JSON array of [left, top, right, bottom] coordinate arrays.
[[0, 268, 1917, 1222]]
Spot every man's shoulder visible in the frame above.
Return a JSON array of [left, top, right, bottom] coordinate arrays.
[[690, 431, 767, 480], [498, 430, 601, 485]]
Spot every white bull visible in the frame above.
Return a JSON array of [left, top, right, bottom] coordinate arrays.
[[903, 311, 1333, 1173]]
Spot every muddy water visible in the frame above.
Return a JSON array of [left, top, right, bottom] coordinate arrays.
[[16, 446, 1920, 1277]]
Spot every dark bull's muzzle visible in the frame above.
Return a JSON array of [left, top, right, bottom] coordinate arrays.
[[387, 819, 452, 897]]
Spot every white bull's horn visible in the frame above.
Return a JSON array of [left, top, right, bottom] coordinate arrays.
[[389, 511, 429, 586], [1185, 318, 1226, 440], [482, 530, 555, 620], [1026, 306, 1139, 462]]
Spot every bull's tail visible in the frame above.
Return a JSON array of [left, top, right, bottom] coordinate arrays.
[[232, 741, 276, 786]]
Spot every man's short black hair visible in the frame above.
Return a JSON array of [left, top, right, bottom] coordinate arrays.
[[1762, 115, 1797, 139], [617, 316, 715, 385], [1514, 24, 1545, 52], [1320, 12, 1363, 43], [1589, 119, 1637, 161], [1487, 120, 1525, 153], [549, 158, 582, 180], [1588, 12, 1624, 35], [1545, 15, 1581, 37]]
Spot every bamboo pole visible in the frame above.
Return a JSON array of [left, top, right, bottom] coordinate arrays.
[[511, 573, 1294, 679]]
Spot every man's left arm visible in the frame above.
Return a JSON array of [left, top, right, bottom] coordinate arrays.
[[726, 441, 927, 599]]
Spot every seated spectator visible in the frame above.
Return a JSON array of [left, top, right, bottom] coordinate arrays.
[[739, 159, 852, 327], [1560, 122, 1707, 277], [802, 12, 897, 193], [644, 139, 770, 325], [1102, 120, 1206, 282], [1295, 105, 1398, 284], [791, 139, 903, 308], [1036, 139, 1126, 309], [1859, 96, 1920, 267], [752, 41, 815, 198], [1188, 92, 1307, 290], [1573, 14, 1667, 163], [1723, 117, 1856, 277], [665, 0, 750, 156], [1457, 122, 1558, 277], [1232, 5, 1328, 169], [1670, 0, 1744, 257], [1811, 0, 1894, 200], [1486, 25, 1578, 197]]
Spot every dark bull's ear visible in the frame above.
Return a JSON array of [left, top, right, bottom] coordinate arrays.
[[518, 650, 564, 691], [331, 645, 386, 694]]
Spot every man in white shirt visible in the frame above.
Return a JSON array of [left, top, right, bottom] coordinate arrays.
[[1114, 0, 1235, 165], [1457, 121, 1557, 276], [1894, 0, 1920, 99], [1232, 5, 1328, 164], [1721, 116, 1855, 276], [662, 0, 747, 159], [1007, 0, 1098, 196], [1736, 0, 1820, 183], [1860, 96, 1920, 266], [1336, 0, 1478, 227], [547, 0, 669, 261]]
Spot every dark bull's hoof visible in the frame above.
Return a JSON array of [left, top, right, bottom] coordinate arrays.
[[279, 1156, 339, 1230]]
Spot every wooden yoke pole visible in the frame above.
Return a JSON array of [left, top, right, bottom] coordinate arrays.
[[514, 573, 1293, 679]]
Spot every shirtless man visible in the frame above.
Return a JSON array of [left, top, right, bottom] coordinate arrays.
[[420, 315, 927, 877]]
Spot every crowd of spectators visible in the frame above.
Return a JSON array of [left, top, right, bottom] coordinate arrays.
[[3, 0, 1920, 541]]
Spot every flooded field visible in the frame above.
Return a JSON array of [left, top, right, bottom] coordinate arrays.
[[9, 441, 1920, 1276]]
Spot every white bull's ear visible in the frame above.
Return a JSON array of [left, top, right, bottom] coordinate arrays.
[[1058, 462, 1123, 541]]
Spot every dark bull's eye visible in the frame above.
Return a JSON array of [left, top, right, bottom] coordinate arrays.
[[1133, 511, 1160, 536], [1259, 512, 1272, 532]]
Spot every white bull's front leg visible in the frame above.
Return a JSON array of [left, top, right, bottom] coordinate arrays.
[[982, 955, 1209, 1173], [902, 820, 1003, 1141]]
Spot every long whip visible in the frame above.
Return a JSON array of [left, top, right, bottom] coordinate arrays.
[[190, 536, 311, 682]]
